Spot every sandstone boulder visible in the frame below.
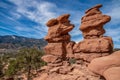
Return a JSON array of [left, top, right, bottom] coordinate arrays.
[[103, 67, 120, 80], [44, 43, 66, 56], [73, 37, 113, 53], [88, 51, 120, 75]]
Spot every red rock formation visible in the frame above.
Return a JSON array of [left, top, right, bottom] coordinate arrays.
[[80, 4, 111, 39], [73, 4, 113, 62], [88, 51, 120, 80], [45, 14, 74, 42], [42, 14, 75, 67], [34, 4, 119, 80], [103, 67, 120, 80]]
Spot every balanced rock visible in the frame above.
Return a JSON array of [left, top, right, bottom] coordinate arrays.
[[45, 14, 74, 42], [42, 14, 75, 68], [85, 4, 102, 16], [80, 4, 111, 39], [73, 4, 113, 62], [35, 4, 118, 80]]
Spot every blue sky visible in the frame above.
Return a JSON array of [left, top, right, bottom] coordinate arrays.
[[0, 0, 120, 48]]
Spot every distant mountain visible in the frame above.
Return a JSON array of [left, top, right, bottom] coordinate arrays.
[[0, 35, 47, 50]]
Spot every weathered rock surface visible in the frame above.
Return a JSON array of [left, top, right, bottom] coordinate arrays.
[[45, 14, 74, 42], [66, 41, 75, 58], [42, 14, 75, 68], [73, 4, 113, 63], [34, 4, 118, 80], [33, 64, 102, 80], [80, 4, 111, 39], [103, 67, 120, 80], [44, 43, 65, 56], [73, 37, 113, 53], [74, 52, 109, 62], [88, 51, 120, 75], [41, 55, 60, 63]]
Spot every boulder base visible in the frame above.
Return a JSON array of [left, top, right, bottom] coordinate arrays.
[[73, 37, 113, 53], [88, 51, 120, 75]]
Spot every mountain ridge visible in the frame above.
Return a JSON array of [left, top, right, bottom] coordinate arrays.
[[0, 35, 47, 50]]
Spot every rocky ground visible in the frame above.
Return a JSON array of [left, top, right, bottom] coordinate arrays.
[[34, 62, 105, 80]]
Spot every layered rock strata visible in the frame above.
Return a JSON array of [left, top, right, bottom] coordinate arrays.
[[73, 4, 113, 62], [42, 14, 75, 68]]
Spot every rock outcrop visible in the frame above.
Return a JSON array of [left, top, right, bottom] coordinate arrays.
[[73, 4, 113, 62], [103, 66, 120, 80], [33, 4, 120, 80], [88, 51, 120, 80], [42, 14, 75, 68], [34, 13, 103, 80], [80, 4, 111, 39]]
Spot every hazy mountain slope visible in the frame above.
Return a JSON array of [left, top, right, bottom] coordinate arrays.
[[0, 35, 47, 49]]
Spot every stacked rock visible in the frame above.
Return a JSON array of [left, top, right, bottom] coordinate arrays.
[[42, 14, 75, 67], [73, 4, 113, 62]]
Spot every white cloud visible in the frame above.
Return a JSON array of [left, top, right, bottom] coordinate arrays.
[[9, 0, 84, 40], [8, 0, 59, 38], [15, 26, 31, 31], [104, 0, 120, 24], [10, 12, 21, 19], [9, 0, 57, 26]]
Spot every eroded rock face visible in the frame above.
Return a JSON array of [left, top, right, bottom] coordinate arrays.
[[80, 4, 111, 39], [34, 4, 119, 80], [44, 43, 66, 56], [73, 4, 113, 62], [42, 14, 75, 67], [74, 37, 113, 53], [45, 14, 74, 42]]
